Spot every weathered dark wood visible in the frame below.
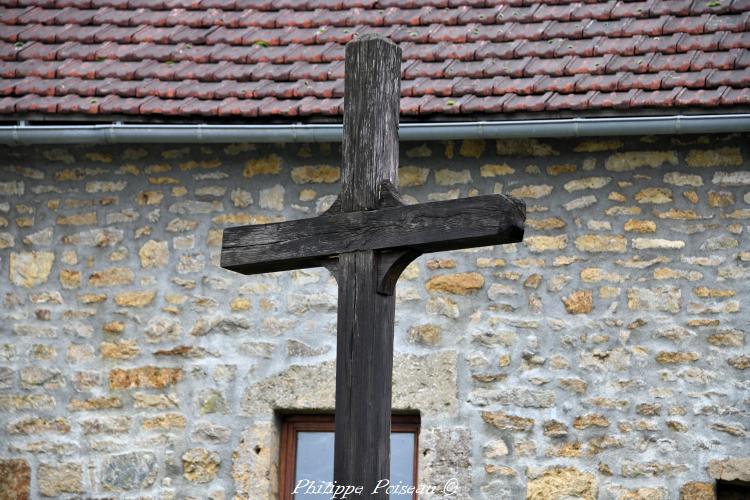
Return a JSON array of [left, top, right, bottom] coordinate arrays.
[[221, 194, 525, 275], [332, 35, 402, 500], [333, 250, 395, 498], [220, 34, 526, 499], [339, 34, 400, 212]]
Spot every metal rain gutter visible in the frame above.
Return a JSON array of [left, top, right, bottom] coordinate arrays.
[[1, 114, 749, 144]]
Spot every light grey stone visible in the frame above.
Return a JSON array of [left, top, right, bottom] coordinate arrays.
[[242, 351, 458, 416], [101, 452, 158, 491], [468, 387, 555, 408]]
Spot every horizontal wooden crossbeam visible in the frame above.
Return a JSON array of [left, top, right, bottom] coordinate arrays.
[[221, 194, 525, 275]]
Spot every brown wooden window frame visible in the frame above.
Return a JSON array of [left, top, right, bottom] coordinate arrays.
[[279, 414, 420, 500]]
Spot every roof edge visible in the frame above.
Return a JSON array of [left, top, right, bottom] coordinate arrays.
[[1, 114, 749, 145]]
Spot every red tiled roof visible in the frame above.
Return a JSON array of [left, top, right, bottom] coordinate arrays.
[[0, 0, 749, 122]]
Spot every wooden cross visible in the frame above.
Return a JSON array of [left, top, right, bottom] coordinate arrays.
[[221, 35, 525, 498]]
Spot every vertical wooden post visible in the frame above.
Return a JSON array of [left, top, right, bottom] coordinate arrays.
[[340, 34, 401, 212], [333, 35, 401, 498]]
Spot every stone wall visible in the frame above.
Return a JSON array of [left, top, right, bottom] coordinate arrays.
[[0, 134, 747, 499]]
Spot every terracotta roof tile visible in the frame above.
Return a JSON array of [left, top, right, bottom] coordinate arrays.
[[291, 79, 341, 98], [0, 78, 20, 96], [623, 16, 669, 37], [57, 94, 100, 113], [533, 4, 576, 22], [419, 94, 471, 114], [619, 72, 663, 90], [663, 13, 710, 34], [611, 2, 651, 19], [720, 31, 750, 49], [650, 51, 697, 72], [444, 59, 489, 78], [56, 77, 103, 97], [98, 79, 141, 97], [506, 21, 551, 41], [297, 95, 342, 115], [565, 55, 613, 76], [435, 41, 482, 60], [691, 0, 734, 15], [465, 24, 511, 42], [383, 7, 431, 26], [459, 94, 510, 113], [691, 49, 740, 70], [0, 0, 747, 120], [177, 96, 220, 115], [515, 39, 563, 58], [15, 93, 59, 113], [459, 7, 501, 25], [525, 55, 573, 76], [55, 42, 97, 60], [630, 87, 683, 107], [452, 76, 492, 96], [607, 53, 656, 73], [400, 95, 432, 114], [571, 2, 614, 21], [589, 89, 638, 108], [404, 60, 451, 79], [651, 0, 693, 17], [738, 48, 750, 66], [584, 18, 631, 37], [706, 12, 750, 32], [16, 41, 63, 60], [428, 24, 475, 43], [495, 75, 541, 95], [422, 7, 463, 25], [94, 26, 147, 43], [497, 4, 540, 24], [16, 59, 62, 78], [0, 26, 31, 43], [594, 36, 640, 56], [248, 45, 292, 63], [288, 61, 339, 81], [17, 7, 62, 25], [675, 86, 728, 106], [504, 91, 552, 112], [544, 20, 589, 39], [0, 96, 17, 113], [576, 73, 623, 92], [546, 90, 595, 111], [555, 38, 599, 57], [535, 74, 582, 93], [0, 43, 19, 61], [133, 79, 181, 98], [707, 68, 750, 86], [257, 96, 300, 116], [484, 57, 531, 77], [720, 86, 750, 105], [136, 61, 193, 80], [474, 41, 521, 59], [676, 31, 725, 51], [14, 76, 57, 96]]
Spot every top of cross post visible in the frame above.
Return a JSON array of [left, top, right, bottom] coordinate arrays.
[[339, 35, 402, 213]]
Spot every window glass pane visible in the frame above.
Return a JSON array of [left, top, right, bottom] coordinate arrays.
[[295, 432, 334, 498], [389, 433, 415, 499], [293, 431, 415, 499]]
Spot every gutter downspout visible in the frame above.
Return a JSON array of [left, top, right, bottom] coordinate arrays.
[[1, 114, 749, 144]]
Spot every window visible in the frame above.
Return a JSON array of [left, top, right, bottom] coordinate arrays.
[[279, 414, 420, 500], [717, 480, 750, 499]]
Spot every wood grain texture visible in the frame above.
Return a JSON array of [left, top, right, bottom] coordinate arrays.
[[221, 194, 526, 275], [219, 34, 527, 500], [332, 35, 402, 500], [333, 250, 395, 498], [340, 35, 401, 212]]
